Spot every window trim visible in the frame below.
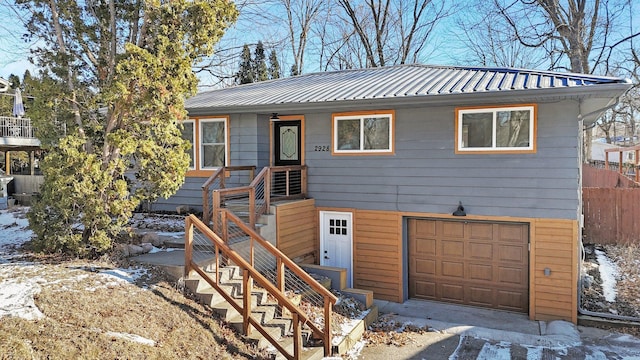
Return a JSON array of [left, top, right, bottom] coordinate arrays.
[[331, 110, 395, 156], [180, 119, 196, 171], [455, 104, 537, 154], [199, 117, 229, 170]]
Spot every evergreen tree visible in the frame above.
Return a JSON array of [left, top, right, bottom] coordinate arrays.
[[268, 50, 281, 80], [236, 44, 254, 84], [19, 0, 237, 256], [253, 41, 268, 82]]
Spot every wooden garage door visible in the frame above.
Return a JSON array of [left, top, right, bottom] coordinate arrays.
[[408, 219, 529, 313]]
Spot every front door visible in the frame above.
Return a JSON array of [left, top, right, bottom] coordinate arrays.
[[273, 120, 302, 194], [320, 211, 353, 287]]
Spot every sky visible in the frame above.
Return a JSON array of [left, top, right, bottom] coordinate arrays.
[[0, 2, 37, 80], [1, 1, 639, 86]]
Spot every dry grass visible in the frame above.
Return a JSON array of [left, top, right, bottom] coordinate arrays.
[[0, 254, 270, 360]]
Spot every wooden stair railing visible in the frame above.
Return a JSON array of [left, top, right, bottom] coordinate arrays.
[[208, 165, 307, 231], [202, 166, 256, 226], [185, 213, 338, 359]]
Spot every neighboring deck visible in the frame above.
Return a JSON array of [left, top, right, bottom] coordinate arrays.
[[0, 116, 41, 149]]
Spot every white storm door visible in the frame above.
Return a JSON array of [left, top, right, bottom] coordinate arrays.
[[320, 211, 353, 288]]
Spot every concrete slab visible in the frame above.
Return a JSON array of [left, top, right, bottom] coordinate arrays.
[[131, 249, 185, 267], [373, 299, 582, 348], [129, 250, 185, 280]]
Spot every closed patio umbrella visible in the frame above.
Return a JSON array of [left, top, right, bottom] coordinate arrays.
[[12, 88, 25, 118]]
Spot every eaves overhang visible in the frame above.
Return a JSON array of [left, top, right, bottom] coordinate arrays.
[[186, 82, 632, 117]]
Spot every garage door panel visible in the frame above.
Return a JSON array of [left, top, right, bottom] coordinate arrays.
[[412, 280, 436, 299], [498, 224, 527, 242], [497, 290, 527, 312], [441, 261, 464, 278], [442, 221, 464, 238], [415, 238, 436, 255], [413, 219, 436, 236], [468, 222, 494, 240], [469, 242, 493, 260], [499, 244, 526, 262], [469, 263, 493, 281], [442, 240, 464, 257], [413, 258, 436, 276], [440, 283, 464, 302], [498, 266, 526, 285], [468, 286, 494, 307], [408, 218, 529, 313]]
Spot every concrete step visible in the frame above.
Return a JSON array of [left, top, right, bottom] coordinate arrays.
[[272, 336, 325, 360], [226, 304, 279, 333]]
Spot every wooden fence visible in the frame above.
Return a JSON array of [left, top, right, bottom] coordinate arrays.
[[583, 164, 638, 188], [583, 188, 640, 245]]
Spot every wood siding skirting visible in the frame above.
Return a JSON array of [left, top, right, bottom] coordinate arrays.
[[276, 199, 318, 264], [307, 207, 579, 323]]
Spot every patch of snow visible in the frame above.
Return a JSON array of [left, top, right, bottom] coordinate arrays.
[[0, 279, 44, 320], [105, 331, 156, 346], [524, 345, 542, 360], [149, 246, 176, 254], [0, 209, 32, 252], [332, 318, 362, 345], [154, 231, 184, 238], [344, 339, 366, 359], [594, 249, 619, 302], [98, 267, 148, 283], [476, 341, 512, 360]]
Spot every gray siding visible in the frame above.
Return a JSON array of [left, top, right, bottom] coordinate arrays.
[[153, 176, 205, 212], [305, 101, 580, 220], [154, 113, 270, 212], [164, 101, 581, 220]]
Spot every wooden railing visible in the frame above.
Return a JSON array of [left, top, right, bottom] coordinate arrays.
[[604, 144, 640, 184], [202, 166, 256, 226], [184, 212, 337, 359], [205, 165, 307, 231]]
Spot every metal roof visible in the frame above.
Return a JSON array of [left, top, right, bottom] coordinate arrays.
[[186, 64, 630, 113]]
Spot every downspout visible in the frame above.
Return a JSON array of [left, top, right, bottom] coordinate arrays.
[[577, 95, 640, 323]]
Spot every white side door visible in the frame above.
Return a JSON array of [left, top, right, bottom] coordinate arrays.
[[320, 211, 353, 287]]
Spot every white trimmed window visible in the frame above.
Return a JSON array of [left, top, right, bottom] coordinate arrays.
[[456, 105, 536, 153], [333, 112, 394, 154], [200, 118, 227, 169], [179, 120, 195, 170]]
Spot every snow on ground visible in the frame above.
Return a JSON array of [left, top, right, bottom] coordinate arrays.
[[0, 208, 175, 320], [595, 248, 619, 303]]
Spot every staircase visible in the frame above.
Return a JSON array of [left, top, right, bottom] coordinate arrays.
[[184, 213, 339, 360], [190, 166, 376, 359], [184, 266, 325, 360]]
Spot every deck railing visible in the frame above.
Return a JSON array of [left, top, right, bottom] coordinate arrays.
[[204, 165, 307, 231], [185, 212, 337, 359], [0, 116, 36, 139], [201, 166, 256, 226], [604, 144, 640, 184]]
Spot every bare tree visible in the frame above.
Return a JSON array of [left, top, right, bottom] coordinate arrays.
[[281, 0, 325, 75], [492, 0, 630, 161], [334, 0, 452, 67], [448, 1, 547, 68]]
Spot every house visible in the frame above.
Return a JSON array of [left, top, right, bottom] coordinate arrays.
[[162, 64, 631, 323], [0, 83, 43, 201]]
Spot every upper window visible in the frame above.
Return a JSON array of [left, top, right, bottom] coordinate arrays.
[[456, 105, 536, 153], [179, 120, 195, 170], [333, 111, 394, 155], [200, 118, 228, 169]]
